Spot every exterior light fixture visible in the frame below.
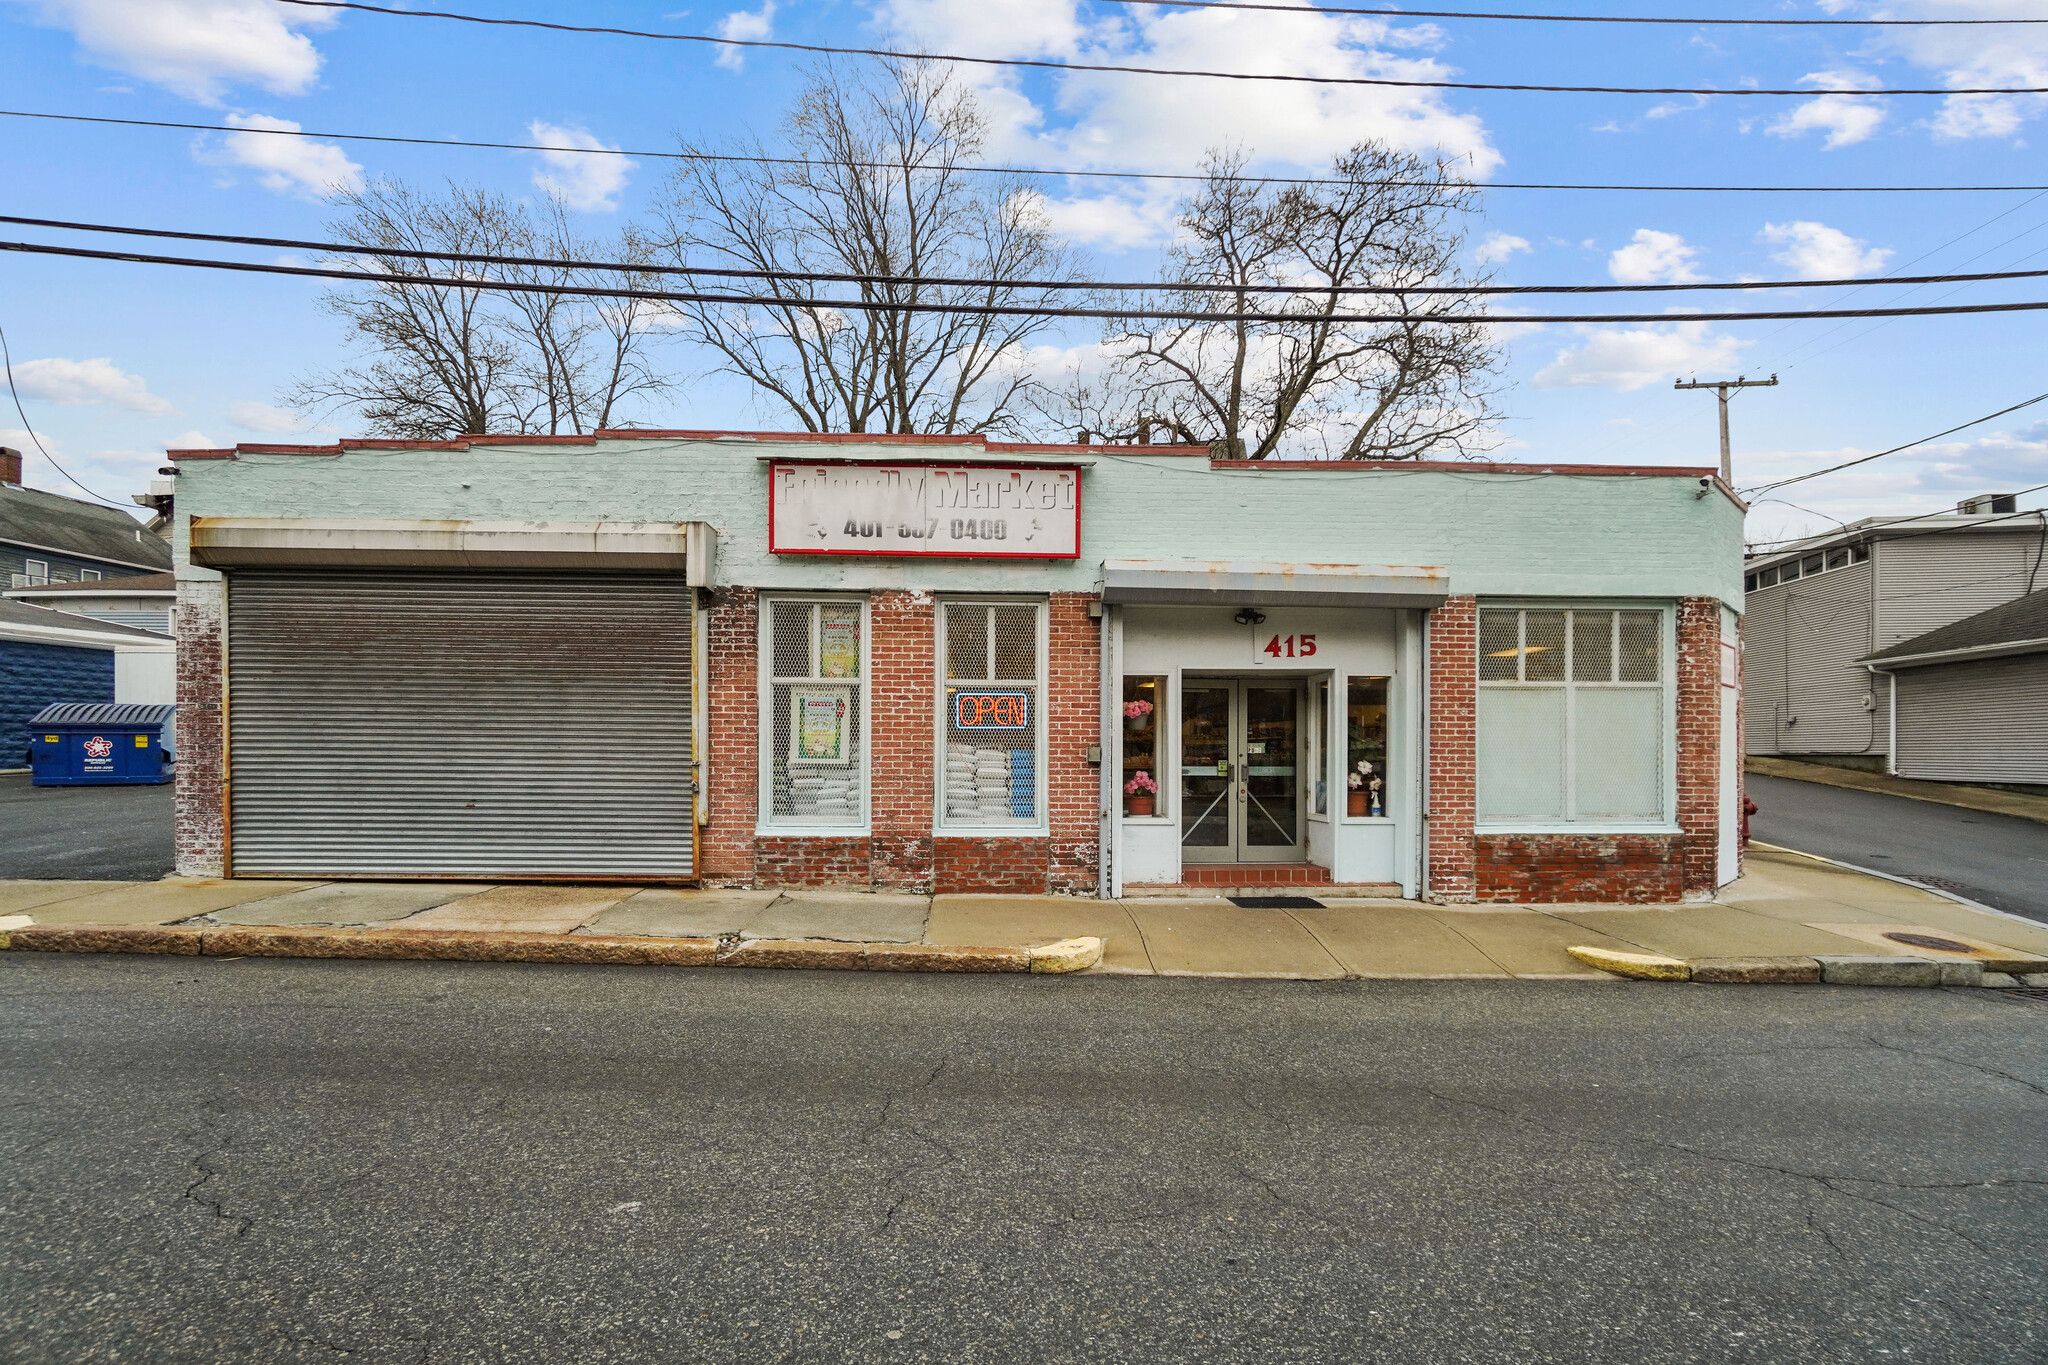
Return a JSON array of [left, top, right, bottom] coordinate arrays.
[[1233, 608, 1267, 626]]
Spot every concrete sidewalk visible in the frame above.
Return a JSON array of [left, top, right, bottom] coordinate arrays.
[[7, 846, 2048, 979]]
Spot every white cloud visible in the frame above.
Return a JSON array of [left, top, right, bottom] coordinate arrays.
[[9, 357, 176, 414], [714, 0, 776, 70], [528, 121, 635, 213], [1530, 321, 1750, 393], [226, 400, 310, 434], [1758, 220, 1893, 280], [166, 429, 216, 448], [1767, 70, 1886, 150], [1474, 232, 1531, 265], [18, 0, 335, 105], [876, 0, 1500, 182], [196, 113, 362, 198], [1025, 189, 1177, 251], [1607, 229, 1706, 286], [1739, 420, 2047, 545], [1861, 0, 2048, 142]]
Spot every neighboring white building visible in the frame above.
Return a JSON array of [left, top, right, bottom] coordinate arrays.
[[1743, 498, 2047, 772], [4, 571, 175, 634]]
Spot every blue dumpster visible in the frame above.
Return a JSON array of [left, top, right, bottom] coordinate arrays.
[[27, 703, 176, 786]]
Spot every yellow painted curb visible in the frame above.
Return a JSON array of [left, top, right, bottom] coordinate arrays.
[[1567, 945, 1691, 981], [1029, 936, 1105, 974]]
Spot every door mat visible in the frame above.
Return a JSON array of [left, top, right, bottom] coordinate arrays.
[[1228, 895, 1326, 909]]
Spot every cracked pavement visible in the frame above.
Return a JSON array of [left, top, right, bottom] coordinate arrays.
[[2, 956, 2044, 1363]]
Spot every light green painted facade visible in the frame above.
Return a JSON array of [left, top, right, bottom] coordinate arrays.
[[172, 436, 1744, 608]]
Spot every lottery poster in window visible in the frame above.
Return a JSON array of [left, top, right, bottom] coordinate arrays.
[[818, 605, 860, 679], [790, 685, 854, 765]]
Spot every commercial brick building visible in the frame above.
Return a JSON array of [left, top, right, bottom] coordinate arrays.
[[165, 432, 1745, 903]]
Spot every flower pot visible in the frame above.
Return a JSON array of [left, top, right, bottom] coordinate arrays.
[[1347, 790, 1369, 817], [1127, 794, 1156, 818]]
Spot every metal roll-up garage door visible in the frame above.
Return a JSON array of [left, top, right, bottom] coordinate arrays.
[[227, 569, 695, 878]]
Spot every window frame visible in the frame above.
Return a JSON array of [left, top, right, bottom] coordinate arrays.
[[934, 596, 1051, 836], [1474, 600, 1677, 834], [756, 593, 873, 835]]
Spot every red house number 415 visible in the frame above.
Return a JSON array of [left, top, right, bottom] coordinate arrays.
[[1261, 632, 1317, 659]]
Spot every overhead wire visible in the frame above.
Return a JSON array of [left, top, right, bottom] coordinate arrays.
[[1745, 490, 2048, 554], [11, 238, 2048, 325], [7, 110, 2042, 195], [1092, 0, 2048, 25], [268, 0, 2048, 96], [15, 214, 2048, 299], [1740, 392, 2048, 497], [0, 323, 128, 507]]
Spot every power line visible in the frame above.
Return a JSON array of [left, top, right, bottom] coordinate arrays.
[[17, 214, 2048, 298], [1741, 392, 2048, 497], [0, 322, 127, 507], [270, 0, 2048, 96], [8, 109, 2043, 195], [10, 237, 2048, 325], [1094, 0, 2048, 25], [1747, 495, 2048, 555]]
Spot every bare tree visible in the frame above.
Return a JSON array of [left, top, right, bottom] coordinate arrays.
[[648, 59, 1085, 435], [1104, 145, 1503, 460], [286, 180, 673, 439]]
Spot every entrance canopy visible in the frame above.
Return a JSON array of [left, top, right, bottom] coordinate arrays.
[[1100, 559, 1447, 609]]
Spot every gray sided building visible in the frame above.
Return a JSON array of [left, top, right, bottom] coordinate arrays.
[[1861, 586, 2048, 786], [1, 448, 173, 587], [1742, 506, 2047, 781]]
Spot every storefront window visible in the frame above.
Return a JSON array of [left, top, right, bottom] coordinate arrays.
[[940, 601, 1044, 828], [763, 597, 865, 826], [1476, 606, 1667, 825], [1345, 678, 1389, 818], [1121, 676, 1165, 818]]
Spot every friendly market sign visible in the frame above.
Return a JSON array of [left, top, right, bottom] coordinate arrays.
[[769, 461, 1082, 558]]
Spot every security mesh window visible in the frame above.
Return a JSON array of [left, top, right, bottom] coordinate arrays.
[[1476, 607, 1667, 825], [940, 601, 1043, 828], [765, 599, 865, 826]]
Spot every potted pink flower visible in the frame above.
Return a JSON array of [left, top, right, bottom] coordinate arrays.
[[1123, 699, 1154, 728], [1124, 769, 1158, 817]]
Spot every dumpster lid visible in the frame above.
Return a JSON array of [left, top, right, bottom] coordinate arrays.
[[29, 702, 176, 727]]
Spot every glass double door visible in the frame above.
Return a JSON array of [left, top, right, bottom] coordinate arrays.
[[1181, 678, 1305, 864]]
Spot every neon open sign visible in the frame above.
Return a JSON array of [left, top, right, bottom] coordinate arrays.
[[953, 690, 1031, 730]]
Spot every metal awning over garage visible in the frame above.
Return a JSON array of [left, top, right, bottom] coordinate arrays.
[[1099, 559, 1448, 609], [191, 517, 716, 582]]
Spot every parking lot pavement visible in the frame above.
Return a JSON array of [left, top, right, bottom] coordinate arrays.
[[0, 771, 173, 881]]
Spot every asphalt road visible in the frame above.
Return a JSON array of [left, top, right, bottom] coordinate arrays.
[[4, 959, 2044, 1364], [0, 770, 174, 881], [1747, 772, 2048, 924]]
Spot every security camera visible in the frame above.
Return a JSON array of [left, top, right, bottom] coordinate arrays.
[[1695, 475, 1714, 499]]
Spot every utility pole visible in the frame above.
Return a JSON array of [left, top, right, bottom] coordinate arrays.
[[1674, 373, 1778, 483]]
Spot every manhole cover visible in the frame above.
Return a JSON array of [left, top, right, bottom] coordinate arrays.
[[1882, 931, 1979, 953]]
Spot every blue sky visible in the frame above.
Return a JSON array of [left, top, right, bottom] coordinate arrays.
[[1, 0, 2044, 546]]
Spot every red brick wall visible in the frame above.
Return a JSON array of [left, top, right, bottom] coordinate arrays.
[[755, 837, 871, 887], [1046, 592, 1101, 895], [1674, 596, 1723, 898], [703, 589, 1103, 894], [867, 590, 937, 892], [700, 586, 759, 887], [173, 579, 226, 877], [934, 837, 1049, 894], [1424, 596, 1478, 902], [1474, 834, 1683, 903], [1442, 596, 1727, 905]]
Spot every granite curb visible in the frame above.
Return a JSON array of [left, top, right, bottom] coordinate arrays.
[[0, 924, 1103, 975], [1568, 944, 2048, 987]]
